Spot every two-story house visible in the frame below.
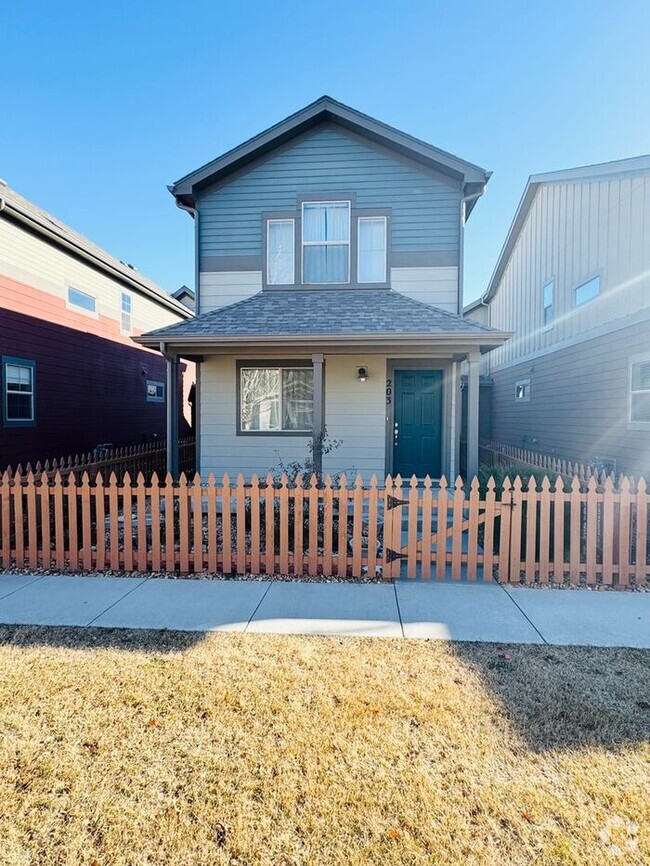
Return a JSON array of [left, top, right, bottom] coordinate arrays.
[[138, 97, 509, 481], [0, 183, 194, 469], [466, 156, 650, 477]]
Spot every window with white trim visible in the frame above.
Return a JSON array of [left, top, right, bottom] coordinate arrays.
[[121, 292, 132, 333], [3, 358, 35, 425], [267, 219, 295, 285], [302, 201, 350, 284], [542, 280, 554, 325], [574, 275, 600, 306], [630, 355, 650, 423], [67, 286, 96, 313], [515, 379, 530, 402], [240, 366, 314, 432], [358, 216, 387, 283]]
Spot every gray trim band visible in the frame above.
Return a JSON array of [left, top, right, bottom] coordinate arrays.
[[200, 255, 262, 272], [391, 250, 458, 267]]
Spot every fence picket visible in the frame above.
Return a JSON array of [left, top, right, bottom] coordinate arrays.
[[264, 474, 274, 576], [122, 473, 133, 573], [279, 474, 289, 576], [569, 477, 582, 584], [308, 475, 319, 577], [420, 476, 433, 580], [538, 476, 551, 584], [322, 476, 333, 577], [13, 471, 25, 568], [482, 476, 496, 582], [250, 474, 261, 576], [618, 477, 631, 587], [53, 472, 65, 570], [222, 474, 232, 576], [436, 477, 449, 580], [163, 473, 175, 573], [525, 476, 538, 585], [39, 471, 51, 570], [508, 476, 523, 584], [367, 475, 379, 579], [352, 475, 364, 578], [206, 474, 217, 574], [108, 473, 120, 572], [25, 471, 38, 570], [451, 477, 465, 580], [236, 474, 247, 576], [81, 472, 93, 572], [406, 476, 419, 579], [293, 475, 304, 577], [635, 478, 648, 584], [192, 473, 203, 574], [467, 477, 480, 581], [337, 475, 349, 578], [585, 476, 598, 582]]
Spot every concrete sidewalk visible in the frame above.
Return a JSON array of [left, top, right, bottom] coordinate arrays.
[[0, 574, 648, 647]]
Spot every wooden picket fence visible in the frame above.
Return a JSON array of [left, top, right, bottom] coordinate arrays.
[[479, 438, 614, 484], [0, 470, 648, 587], [3, 438, 195, 483]]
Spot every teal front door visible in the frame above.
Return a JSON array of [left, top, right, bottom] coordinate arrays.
[[393, 369, 443, 479]]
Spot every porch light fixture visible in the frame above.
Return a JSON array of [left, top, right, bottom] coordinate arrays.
[[356, 366, 369, 383]]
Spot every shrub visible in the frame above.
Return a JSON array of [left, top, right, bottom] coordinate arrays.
[[477, 463, 559, 501]]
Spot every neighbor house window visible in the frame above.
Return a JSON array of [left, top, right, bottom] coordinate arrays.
[[542, 280, 554, 325], [3, 357, 35, 426], [358, 216, 387, 283], [121, 292, 132, 333], [146, 380, 165, 403], [267, 219, 295, 285], [67, 286, 96, 313], [515, 379, 530, 402], [240, 366, 314, 432], [629, 355, 650, 423], [302, 201, 350, 284], [574, 275, 600, 306]]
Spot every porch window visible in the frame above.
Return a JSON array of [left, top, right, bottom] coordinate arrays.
[[267, 219, 295, 285], [3, 357, 35, 427], [358, 216, 387, 283], [629, 355, 650, 423], [302, 201, 350, 284], [240, 366, 314, 432]]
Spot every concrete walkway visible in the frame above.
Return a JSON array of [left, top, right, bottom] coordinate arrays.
[[0, 574, 648, 647]]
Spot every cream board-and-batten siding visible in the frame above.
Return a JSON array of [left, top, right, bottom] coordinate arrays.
[[199, 267, 459, 313], [199, 354, 459, 480]]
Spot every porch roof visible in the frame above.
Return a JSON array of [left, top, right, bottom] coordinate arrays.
[[135, 290, 511, 353]]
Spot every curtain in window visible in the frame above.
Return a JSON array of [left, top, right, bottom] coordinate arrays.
[[358, 217, 386, 282], [282, 369, 314, 431], [303, 202, 350, 283], [240, 369, 281, 431], [267, 220, 294, 285]]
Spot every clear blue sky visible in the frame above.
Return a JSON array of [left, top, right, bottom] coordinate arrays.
[[2, 1, 649, 304]]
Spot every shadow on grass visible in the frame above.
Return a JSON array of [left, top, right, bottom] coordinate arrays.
[[452, 642, 650, 752], [0, 624, 206, 654]]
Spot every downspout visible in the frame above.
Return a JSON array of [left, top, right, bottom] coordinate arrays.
[[173, 196, 201, 473], [458, 187, 485, 315]]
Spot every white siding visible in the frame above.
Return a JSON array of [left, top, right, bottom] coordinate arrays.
[[390, 266, 458, 311], [199, 271, 262, 313], [199, 267, 458, 314], [488, 174, 650, 371], [0, 217, 183, 333]]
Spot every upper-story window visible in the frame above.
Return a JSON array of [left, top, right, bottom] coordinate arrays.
[[67, 286, 96, 314], [358, 217, 387, 283], [267, 219, 295, 285], [542, 280, 554, 326], [302, 201, 351, 284], [121, 292, 132, 334], [629, 354, 650, 424], [574, 275, 600, 306]]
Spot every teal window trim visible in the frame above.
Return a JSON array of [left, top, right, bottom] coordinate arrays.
[[2, 356, 36, 428], [146, 380, 165, 403]]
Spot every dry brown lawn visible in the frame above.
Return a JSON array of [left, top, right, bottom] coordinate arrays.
[[0, 628, 648, 866]]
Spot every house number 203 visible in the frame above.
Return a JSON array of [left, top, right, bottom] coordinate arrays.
[[386, 378, 392, 405]]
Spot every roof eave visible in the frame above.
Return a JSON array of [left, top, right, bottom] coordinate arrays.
[[170, 96, 490, 203]]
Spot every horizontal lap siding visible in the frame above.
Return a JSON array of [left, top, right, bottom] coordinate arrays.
[[199, 271, 262, 311], [390, 266, 458, 311], [490, 320, 650, 476], [197, 125, 461, 259]]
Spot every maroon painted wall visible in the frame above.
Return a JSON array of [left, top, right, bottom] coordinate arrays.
[[0, 308, 191, 468]]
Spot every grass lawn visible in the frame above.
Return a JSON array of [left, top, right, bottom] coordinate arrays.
[[0, 629, 648, 865]]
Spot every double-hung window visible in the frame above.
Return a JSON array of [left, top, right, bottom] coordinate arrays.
[[542, 280, 554, 326], [121, 292, 132, 333], [240, 365, 314, 433], [302, 201, 350, 284], [3, 357, 35, 426], [358, 216, 387, 283], [630, 355, 650, 424], [267, 219, 295, 285]]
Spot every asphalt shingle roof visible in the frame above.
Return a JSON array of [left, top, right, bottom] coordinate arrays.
[[142, 290, 499, 341]]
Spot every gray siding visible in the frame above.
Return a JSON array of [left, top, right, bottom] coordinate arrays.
[[487, 173, 650, 371], [490, 319, 650, 476], [197, 124, 461, 261]]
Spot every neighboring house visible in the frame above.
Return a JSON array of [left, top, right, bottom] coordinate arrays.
[[0, 183, 194, 469], [137, 97, 510, 480], [465, 155, 650, 476], [173, 285, 195, 311]]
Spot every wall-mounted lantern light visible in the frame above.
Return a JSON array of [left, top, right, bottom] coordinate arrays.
[[356, 366, 369, 383]]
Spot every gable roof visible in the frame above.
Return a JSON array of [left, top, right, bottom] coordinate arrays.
[[0, 183, 191, 318], [135, 289, 510, 352], [476, 154, 650, 308], [170, 96, 491, 213]]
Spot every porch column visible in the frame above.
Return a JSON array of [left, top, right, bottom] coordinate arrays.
[[311, 353, 325, 479], [164, 350, 180, 479], [466, 351, 481, 480]]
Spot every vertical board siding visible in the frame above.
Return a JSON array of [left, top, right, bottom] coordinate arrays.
[[2, 470, 647, 588], [197, 125, 461, 259]]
